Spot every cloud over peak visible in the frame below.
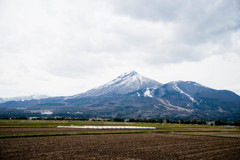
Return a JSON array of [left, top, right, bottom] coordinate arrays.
[[0, 0, 240, 97]]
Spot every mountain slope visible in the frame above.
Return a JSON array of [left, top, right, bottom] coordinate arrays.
[[158, 81, 240, 111], [0, 71, 239, 120], [70, 71, 162, 98]]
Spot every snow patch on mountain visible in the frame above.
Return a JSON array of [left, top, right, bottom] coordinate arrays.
[[218, 106, 227, 112], [172, 82, 198, 104], [144, 88, 153, 97], [158, 98, 193, 112]]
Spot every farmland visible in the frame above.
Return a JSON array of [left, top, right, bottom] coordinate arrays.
[[0, 120, 239, 159]]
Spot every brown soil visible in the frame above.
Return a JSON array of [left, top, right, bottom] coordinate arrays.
[[0, 133, 240, 160], [175, 131, 240, 138]]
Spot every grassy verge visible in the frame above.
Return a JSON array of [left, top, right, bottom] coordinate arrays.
[[0, 129, 238, 139], [0, 125, 55, 128], [0, 120, 231, 129], [0, 120, 107, 127], [173, 130, 239, 132], [0, 130, 177, 139], [0, 130, 153, 139]]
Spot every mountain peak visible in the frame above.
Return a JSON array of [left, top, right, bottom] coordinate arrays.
[[98, 71, 161, 94], [71, 71, 162, 98], [119, 71, 138, 78]]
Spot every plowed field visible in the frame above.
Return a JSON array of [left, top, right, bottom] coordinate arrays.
[[0, 133, 240, 160]]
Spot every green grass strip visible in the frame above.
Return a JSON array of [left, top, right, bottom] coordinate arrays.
[[0, 129, 178, 139], [0, 130, 154, 139], [174, 130, 224, 132], [0, 125, 55, 128], [153, 130, 174, 133], [4, 129, 238, 139]]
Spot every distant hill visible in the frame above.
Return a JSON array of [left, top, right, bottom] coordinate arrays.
[[0, 95, 50, 103]]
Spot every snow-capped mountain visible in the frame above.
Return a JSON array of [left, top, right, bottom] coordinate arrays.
[[161, 81, 240, 104], [0, 71, 239, 120], [0, 95, 50, 103], [70, 71, 162, 98]]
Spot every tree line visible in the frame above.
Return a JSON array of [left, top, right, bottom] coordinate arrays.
[[0, 117, 239, 126]]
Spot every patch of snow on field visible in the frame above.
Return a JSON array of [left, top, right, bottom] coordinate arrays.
[[57, 126, 156, 129]]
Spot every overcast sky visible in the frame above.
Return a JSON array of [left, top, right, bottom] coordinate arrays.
[[0, 0, 240, 98]]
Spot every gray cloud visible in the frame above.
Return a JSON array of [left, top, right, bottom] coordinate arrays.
[[112, 0, 240, 59], [0, 0, 240, 96], [113, 0, 186, 22]]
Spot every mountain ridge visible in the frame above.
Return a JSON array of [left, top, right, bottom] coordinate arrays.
[[0, 71, 239, 120], [0, 95, 50, 104], [69, 71, 162, 99]]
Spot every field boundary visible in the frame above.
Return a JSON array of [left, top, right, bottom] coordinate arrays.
[[173, 133, 240, 139], [0, 130, 176, 139], [0, 129, 239, 139], [0, 130, 151, 139]]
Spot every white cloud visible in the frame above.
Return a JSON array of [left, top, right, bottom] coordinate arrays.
[[0, 0, 240, 97]]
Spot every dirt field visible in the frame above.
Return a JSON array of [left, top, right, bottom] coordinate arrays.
[[0, 133, 240, 160], [175, 131, 240, 138]]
